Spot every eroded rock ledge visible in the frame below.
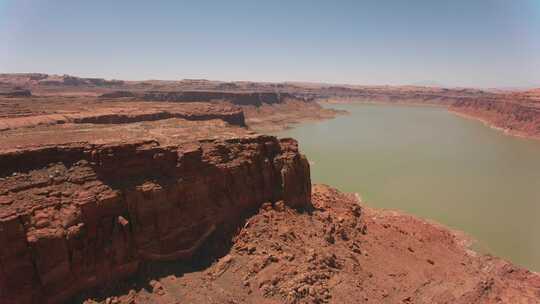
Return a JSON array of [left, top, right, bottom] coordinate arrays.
[[450, 98, 540, 139], [0, 136, 311, 304], [0, 101, 245, 131], [0, 73, 538, 303]]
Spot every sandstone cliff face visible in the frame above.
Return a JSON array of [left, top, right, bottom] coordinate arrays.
[[95, 90, 339, 132], [141, 91, 296, 106], [0, 102, 246, 131], [0, 89, 32, 98], [450, 98, 540, 139], [314, 86, 490, 105], [98, 91, 136, 99], [315, 85, 540, 140], [0, 136, 311, 304]]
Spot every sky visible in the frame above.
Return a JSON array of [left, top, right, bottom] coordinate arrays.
[[0, 0, 539, 88]]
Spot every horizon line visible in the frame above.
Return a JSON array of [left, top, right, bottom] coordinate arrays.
[[2, 71, 539, 91]]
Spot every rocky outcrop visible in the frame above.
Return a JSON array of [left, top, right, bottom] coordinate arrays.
[[0, 103, 246, 131], [98, 91, 136, 99], [315, 85, 540, 140], [99, 90, 293, 106], [99, 90, 314, 108], [80, 184, 540, 303], [450, 98, 540, 139], [68, 107, 245, 127], [2, 71, 539, 139], [0, 136, 311, 304], [0, 72, 539, 304], [315, 86, 492, 105], [243, 99, 346, 132], [95, 90, 340, 131], [0, 89, 32, 98], [141, 91, 298, 106]]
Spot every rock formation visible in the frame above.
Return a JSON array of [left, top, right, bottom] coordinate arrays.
[[0, 133, 310, 304], [2, 72, 538, 139], [0, 89, 32, 98], [0, 73, 539, 303], [141, 91, 292, 106], [0, 102, 245, 131], [450, 98, 540, 139], [73, 185, 540, 304]]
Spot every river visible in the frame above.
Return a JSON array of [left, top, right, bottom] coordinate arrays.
[[275, 103, 540, 271]]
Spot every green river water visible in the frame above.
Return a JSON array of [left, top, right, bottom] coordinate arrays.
[[275, 103, 540, 271]]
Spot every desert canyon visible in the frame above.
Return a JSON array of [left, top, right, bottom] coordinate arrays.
[[0, 73, 539, 304]]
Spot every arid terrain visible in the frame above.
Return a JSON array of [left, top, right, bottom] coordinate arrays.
[[2, 73, 538, 138], [71, 185, 540, 304], [315, 85, 540, 140], [0, 73, 343, 133], [0, 73, 539, 303]]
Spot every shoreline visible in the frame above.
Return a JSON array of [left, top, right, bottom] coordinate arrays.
[[351, 193, 482, 260], [318, 99, 540, 142], [276, 101, 540, 273], [448, 109, 540, 142], [245, 104, 349, 133], [74, 184, 540, 303], [319, 98, 446, 108], [354, 191, 479, 255]]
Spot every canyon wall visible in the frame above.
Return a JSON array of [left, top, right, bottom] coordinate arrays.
[[141, 91, 300, 106], [450, 98, 540, 139], [314, 86, 491, 106], [97, 90, 341, 131], [100, 90, 305, 107], [2, 73, 539, 139], [314, 86, 540, 140], [0, 103, 246, 131], [0, 136, 311, 304], [0, 74, 539, 303]]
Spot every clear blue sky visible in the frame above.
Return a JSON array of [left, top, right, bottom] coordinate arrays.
[[1, 0, 539, 87]]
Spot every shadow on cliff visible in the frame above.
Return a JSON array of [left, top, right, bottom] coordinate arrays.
[[70, 215, 243, 303], [70, 201, 316, 303]]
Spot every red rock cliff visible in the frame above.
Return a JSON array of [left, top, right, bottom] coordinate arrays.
[[450, 98, 540, 139], [0, 136, 311, 304]]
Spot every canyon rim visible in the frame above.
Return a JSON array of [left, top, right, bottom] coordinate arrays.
[[2, 1, 540, 303], [0, 74, 539, 303]]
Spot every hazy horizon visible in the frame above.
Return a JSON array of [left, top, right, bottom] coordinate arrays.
[[1, 0, 539, 88]]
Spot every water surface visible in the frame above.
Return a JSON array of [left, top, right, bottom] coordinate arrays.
[[275, 103, 540, 271]]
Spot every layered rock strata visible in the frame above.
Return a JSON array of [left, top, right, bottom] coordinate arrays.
[[141, 91, 298, 106], [0, 101, 311, 304], [0, 135, 311, 304], [450, 98, 540, 139], [0, 101, 245, 131], [76, 185, 540, 304]]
